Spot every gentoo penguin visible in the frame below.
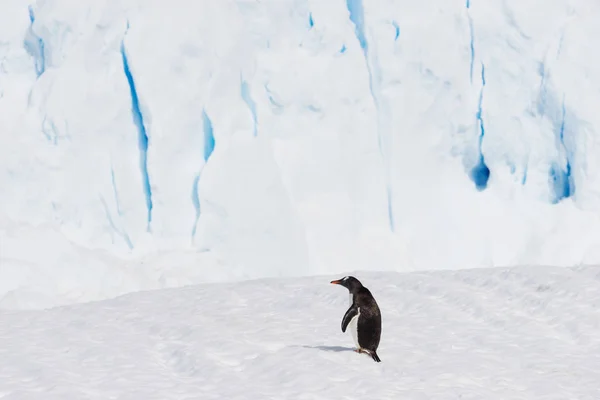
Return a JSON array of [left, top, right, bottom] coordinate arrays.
[[330, 276, 382, 362]]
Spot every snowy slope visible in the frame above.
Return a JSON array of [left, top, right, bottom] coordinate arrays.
[[1, 266, 599, 399], [2, 0, 600, 309]]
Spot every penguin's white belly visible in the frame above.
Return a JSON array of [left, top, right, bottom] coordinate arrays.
[[348, 307, 361, 349]]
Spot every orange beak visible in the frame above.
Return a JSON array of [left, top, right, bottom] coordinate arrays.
[[330, 279, 342, 285]]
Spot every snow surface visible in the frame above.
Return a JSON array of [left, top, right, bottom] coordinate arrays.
[[1, 267, 599, 399], [2, 0, 600, 309]]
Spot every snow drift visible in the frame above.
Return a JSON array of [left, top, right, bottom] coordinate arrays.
[[1, 267, 599, 399], [1, 0, 600, 309]]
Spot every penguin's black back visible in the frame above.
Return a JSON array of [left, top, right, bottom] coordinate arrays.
[[354, 286, 382, 355]]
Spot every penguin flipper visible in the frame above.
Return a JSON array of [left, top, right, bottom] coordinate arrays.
[[341, 305, 358, 333]]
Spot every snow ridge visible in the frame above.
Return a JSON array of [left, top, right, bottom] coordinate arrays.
[[346, 0, 395, 232], [121, 24, 153, 231]]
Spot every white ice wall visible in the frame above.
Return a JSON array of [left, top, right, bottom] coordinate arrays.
[[1, 0, 600, 309]]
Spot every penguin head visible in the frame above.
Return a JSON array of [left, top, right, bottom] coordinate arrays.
[[330, 276, 363, 293]]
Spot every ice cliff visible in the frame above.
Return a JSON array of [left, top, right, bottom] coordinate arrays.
[[1, 0, 599, 308]]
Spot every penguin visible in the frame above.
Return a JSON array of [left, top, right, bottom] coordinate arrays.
[[330, 276, 382, 362]]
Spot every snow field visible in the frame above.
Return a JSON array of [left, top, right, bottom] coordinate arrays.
[[1, 266, 599, 399]]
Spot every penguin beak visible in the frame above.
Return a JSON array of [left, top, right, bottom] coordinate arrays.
[[330, 279, 342, 285]]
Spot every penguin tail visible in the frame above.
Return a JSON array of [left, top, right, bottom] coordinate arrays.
[[370, 350, 381, 363]]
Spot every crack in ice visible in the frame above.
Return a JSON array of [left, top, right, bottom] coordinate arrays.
[[26, 5, 46, 78], [470, 63, 490, 191], [346, 0, 395, 232], [121, 23, 153, 232], [241, 78, 258, 137], [191, 109, 215, 238]]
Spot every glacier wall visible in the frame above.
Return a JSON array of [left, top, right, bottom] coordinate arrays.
[[1, 0, 600, 309]]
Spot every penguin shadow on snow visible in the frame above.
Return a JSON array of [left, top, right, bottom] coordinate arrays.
[[299, 345, 356, 353]]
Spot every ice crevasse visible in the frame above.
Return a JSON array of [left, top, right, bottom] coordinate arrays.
[[1, 0, 600, 308]]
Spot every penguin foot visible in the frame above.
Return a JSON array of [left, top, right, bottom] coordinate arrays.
[[355, 348, 381, 362]]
